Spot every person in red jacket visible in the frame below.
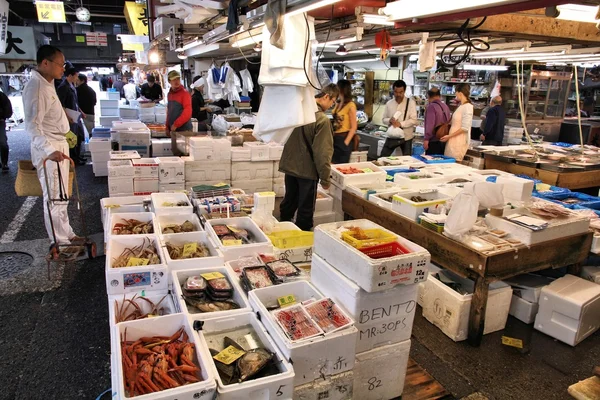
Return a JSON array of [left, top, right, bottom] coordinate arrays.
[[167, 70, 192, 155]]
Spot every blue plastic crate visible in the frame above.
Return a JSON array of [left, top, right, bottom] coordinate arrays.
[[384, 168, 419, 182], [543, 192, 600, 210], [551, 142, 575, 148], [415, 154, 456, 164]]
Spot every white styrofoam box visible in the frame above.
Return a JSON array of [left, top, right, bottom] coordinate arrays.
[[153, 16, 184, 36], [378, 155, 426, 168], [156, 213, 203, 238], [212, 138, 232, 161], [248, 281, 357, 386], [108, 290, 177, 326], [293, 371, 353, 400], [100, 195, 149, 224], [172, 266, 250, 319], [268, 222, 313, 263], [330, 162, 386, 190], [421, 265, 512, 342], [113, 314, 217, 400], [193, 312, 295, 400], [231, 148, 251, 161], [155, 114, 166, 124], [156, 157, 185, 183], [503, 274, 554, 303], [243, 141, 271, 161], [139, 106, 155, 115], [392, 171, 448, 189], [534, 274, 600, 346], [231, 161, 273, 181], [353, 339, 410, 400], [509, 295, 539, 324], [91, 151, 111, 163], [133, 177, 159, 195], [105, 235, 168, 295], [119, 107, 139, 119], [391, 190, 450, 221], [132, 158, 159, 178], [471, 169, 512, 178], [205, 217, 273, 261], [110, 150, 141, 160], [93, 165, 108, 177], [101, 99, 119, 108], [182, 157, 231, 181], [496, 175, 534, 201], [89, 137, 112, 152], [272, 178, 285, 197], [151, 192, 193, 216], [108, 160, 134, 178], [152, 138, 172, 156], [311, 255, 418, 353], [268, 144, 284, 160], [108, 177, 134, 197], [273, 160, 283, 179], [159, 182, 186, 192], [369, 192, 396, 210], [315, 190, 334, 213], [155, 106, 167, 115], [314, 220, 430, 293], [107, 91, 120, 101], [121, 144, 150, 158], [101, 107, 119, 117], [328, 183, 343, 201], [349, 151, 368, 163], [231, 179, 273, 194], [313, 211, 336, 226], [581, 266, 600, 284], [108, 212, 156, 238], [162, 232, 224, 271], [119, 132, 151, 147], [592, 234, 600, 255]]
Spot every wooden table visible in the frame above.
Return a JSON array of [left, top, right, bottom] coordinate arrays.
[[484, 157, 600, 192], [342, 191, 592, 346]]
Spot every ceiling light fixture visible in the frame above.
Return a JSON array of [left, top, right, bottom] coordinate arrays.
[[461, 64, 509, 71], [381, 0, 528, 21], [177, 52, 188, 60], [319, 57, 379, 65], [361, 14, 394, 26], [175, 38, 202, 52], [555, 4, 600, 23], [286, 0, 341, 17], [254, 42, 262, 52], [335, 44, 349, 55], [531, 53, 600, 61], [149, 51, 160, 64]]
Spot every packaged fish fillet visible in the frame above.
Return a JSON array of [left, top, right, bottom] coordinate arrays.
[[304, 298, 353, 333]]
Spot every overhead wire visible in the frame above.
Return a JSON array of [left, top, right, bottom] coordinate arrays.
[[439, 17, 489, 67]]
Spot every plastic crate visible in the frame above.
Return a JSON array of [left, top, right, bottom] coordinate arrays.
[[360, 241, 411, 259], [415, 154, 456, 164], [419, 217, 444, 233], [267, 230, 314, 249], [341, 228, 397, 249]]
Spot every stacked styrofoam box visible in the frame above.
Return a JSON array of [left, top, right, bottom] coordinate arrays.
[[349, 151, 368, 163], [273, 178, 285, 197], [156, 157, 185, 191], [253, 191, 276, 214], [108, 160, 134, 197], [496, 175, 534, 202], [421, 264, 512, 341], [106, 91, 120, 101], [232, 160, 273, 194], [243, 141, 270, 161], [100, 99, 119, 117], [131, 158, 159, 195], [534, 274, 600, 346], [204, 217, 273, 261], [189, 137, 232, 161], [313, 189, 336, 226], [89, 137, 112, 177], [151, 138, 171, 157], [328, 182, 345, 222], [272, 154, 285, 197], [182, 156, 231, 183], [505, 274, 554, 324], [293, 371, 354, 400], [155, 106, 167, 125], [119, 106, 138, 120], [581, 266, 600, 284], [138, 105, 156, 123], [311, 219, 429, 399], [268, 143, 284, 161], [118, 127, 151, 157]]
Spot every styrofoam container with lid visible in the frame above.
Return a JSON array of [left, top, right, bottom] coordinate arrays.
[[172, 266, 250, 320], [314, 220, 430, 292], [391, 190, 451, 221], [392, 171, 448, 189], [311, 254, 419, 353], [315, 190, 334, 213], [100, 195, 150, 224], [248, 281, 357, 386], [156, 157, 185, 183], [133, 158, 159, 178], [151, 192, 193, 216], [330, 162, 386, 190], [108, 290, 178, 327], [192, 311, 295, 400], [581, 266, 600, 284], [113, 314, 217, 400], [534, 274, 600, 346], [243, 141, 271, 161], [496, 175, 534, 201], [293, 371, 354, 400], [205, 217, 273, 261], [162, 232, 224, 271], [504, 273, 554, 303], [509, 295, 539, 324]]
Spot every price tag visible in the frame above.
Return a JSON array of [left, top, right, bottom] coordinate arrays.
[[105, 204, 121, 209], [223, 239, 243, 246], [214, 182, 228, 187], [277, 294, 296, 308], [362, 168, 374, 173], [501, 336, 523, 349], [126, 257, 150, 267], [183, 243, 197, 257], [258, 191, 276, 197], [213, 345, 246, 365], [201, 271, 225, 281]]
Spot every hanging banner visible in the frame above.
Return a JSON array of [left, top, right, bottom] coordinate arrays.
[[0, 0, 8, 55], [36, 1, 66, 23], [3, 26, 36, 60], [124, 2, 148, 36]]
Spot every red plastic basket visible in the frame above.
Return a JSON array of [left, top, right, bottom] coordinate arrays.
[[360, 241, 412, 259]]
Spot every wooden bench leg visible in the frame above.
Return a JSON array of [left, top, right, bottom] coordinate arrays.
[[468, 276, 489, 347], [567, 262, 582, 277]]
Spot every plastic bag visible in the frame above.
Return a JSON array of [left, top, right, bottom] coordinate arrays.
[[386, 126, 405, 139], [444, 185, 479, 239], [212, 115, 228, 133], [473, 182, 504, 209]]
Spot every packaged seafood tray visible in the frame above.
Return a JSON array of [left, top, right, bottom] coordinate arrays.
[[108, 290, 178, 327], [311, 254, 418, 353], [172, 266, 251, 320], [156, 214, 204, 238], [192, 311, 295, 400], [112, 314, 217, 400], [109, 212, 157, 239], [391, 190, 451, 221], [415, 154, 456, 164], [329, 162, 386, 190], [392, 171, 448, 189], [151, 192, 194, 216], [314, 220, 430, 293], [377, 155, 426, 168], [205, 217, 273, 261], [162, 232, 225, 271], [105, 235, 168, 295]]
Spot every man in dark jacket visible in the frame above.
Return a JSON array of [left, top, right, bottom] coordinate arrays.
[[140, 75, 163, 102], [480, 96, 506, 146], [423, 87, 451, 155], [0, 90, 12, 171], [279, 84, 338, 231], [76, 74, 97, 137], [57, 67, 86, 164], [191, 76, 209, 125]]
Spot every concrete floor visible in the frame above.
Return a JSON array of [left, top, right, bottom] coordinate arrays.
[[0, 129, 597, 400]]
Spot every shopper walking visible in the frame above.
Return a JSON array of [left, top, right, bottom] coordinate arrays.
[[480, 96, 506, 146], [76, 74, 97, 138], [441, 83, 473, 161], [0, 90, 12, 172], [332, 79, 358, 164], [57, 67, 86, 165], [279, 84, 338, 231], [191, 76, 210, 125], [423, 87, 451, 155], [167, 71, 192, 155], [100, 75, 108, 91], [23, 45, 78, 245], [140, 75, 163, 103], [113, 75, 127, 99], [381, 80, 418, 156]]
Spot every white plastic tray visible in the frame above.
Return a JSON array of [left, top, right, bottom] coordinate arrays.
[[151, 192, 194, 216], [204, 217, 273, 261], [162, 232, 225, 271], [330, 162, 386, 190]]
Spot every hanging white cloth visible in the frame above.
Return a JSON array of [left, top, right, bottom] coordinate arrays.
[[219, 62, 240, 103], [239, 69, 254, 97], [418, 42, 436, 72], [403, 64, 414, 86], [207, 63, 224, 100]]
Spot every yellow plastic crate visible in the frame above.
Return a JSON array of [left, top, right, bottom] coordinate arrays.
[[268, 230, 314, 249], [341, 228, 397, 249]]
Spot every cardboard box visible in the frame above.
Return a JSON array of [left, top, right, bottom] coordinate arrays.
[[133, 177, 159, 195], [231, 161, 273, 180], [132, 158, 159, 178], [108, 160, 134, 178], [108, 177, 134, 197], [156, 157, 185, 183]]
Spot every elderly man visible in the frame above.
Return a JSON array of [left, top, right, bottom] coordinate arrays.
[[480, 96, 506, 146], [381, 80, 418, 156], [423, 87, 451, 155]]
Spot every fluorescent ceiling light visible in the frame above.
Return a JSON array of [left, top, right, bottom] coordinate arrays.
[[321, 36, 359, 46], [287, 0, 341, 17], [462, 65, 509, 71], [556, 4, 600, 23], [175, 38, 201, 52], [531, 53, 600, 61], [348, 47, 380, 54], [186, 43, 224, 57], [506, 52, 569, 60], [541, 57, 600, 63], [471, 48, 526, 57], [319, 57, 379, 65], [382, 0, 527, 21], [362, 14, 394, 26], [231, 36, 260, 48]]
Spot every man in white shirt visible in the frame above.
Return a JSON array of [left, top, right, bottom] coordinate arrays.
[[22, 45, 77, 245], [381, 80, 418, 156]]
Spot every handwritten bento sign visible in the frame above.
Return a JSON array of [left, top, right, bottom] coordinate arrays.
[[36, 1, 66, 23], [213, 345, 246, 365]]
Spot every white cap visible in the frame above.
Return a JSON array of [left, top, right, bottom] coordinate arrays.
[[191, 77, 205, 89]]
